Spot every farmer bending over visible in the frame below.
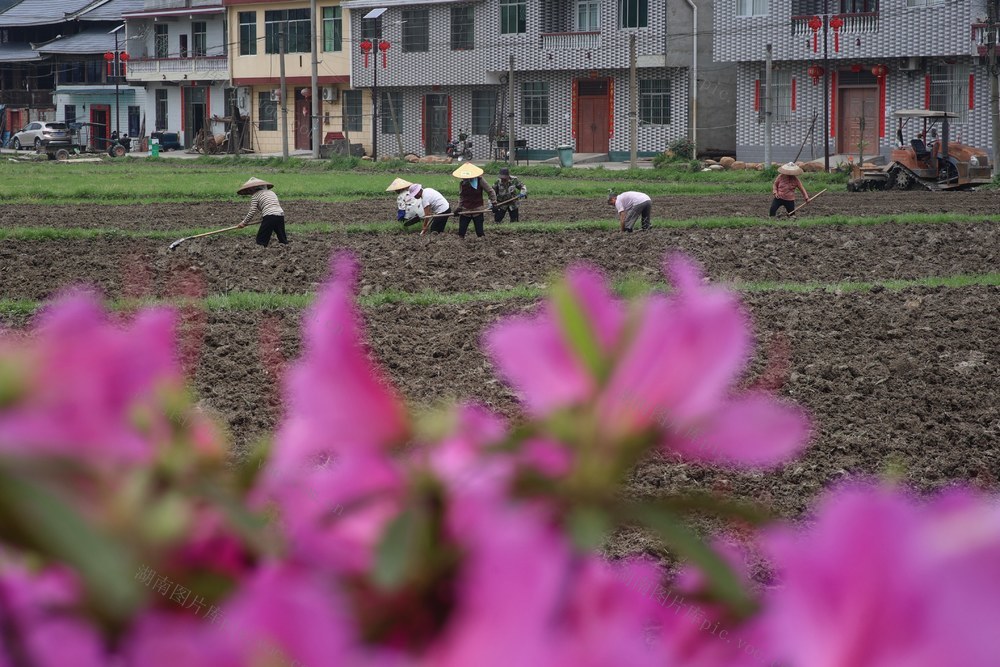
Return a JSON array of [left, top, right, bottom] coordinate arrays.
[[492, 167, 527, 223], [237, 177, 288, 246], [407, 184, 452, 236], [453, 162, 497, 239], [608, 190, 652, 232], [386, 177, 413, 222], [770, 163, 810, 218]]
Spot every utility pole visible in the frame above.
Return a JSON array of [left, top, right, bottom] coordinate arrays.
[[990, 0, 1000, 177], [822, 0, 830, 172], [507, 54, 515, 164], [629, 33, 637, 168], [114, 27, 121, 139], [372, 50, 379, 160], [310, 0, 320, 159], [764, 44, 772, 167], [279, 24, 288, 158]]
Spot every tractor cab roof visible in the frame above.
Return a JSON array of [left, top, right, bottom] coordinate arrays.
[[893, 109, 959, 119]]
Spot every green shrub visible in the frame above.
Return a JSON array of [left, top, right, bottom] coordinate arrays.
[[667, 138, 695, 160]]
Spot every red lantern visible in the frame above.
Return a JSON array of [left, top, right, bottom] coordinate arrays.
[[871, 64, 889, 80], [807, 64, 825, 85], [378, 40, 390, 68], [808, 16, 822, 53], [829, 15, 843, 53], [118, 51, 128, 76], [359, 39, 373, 68], [104, 51, 114, 76], [850, 63, 863, 73]]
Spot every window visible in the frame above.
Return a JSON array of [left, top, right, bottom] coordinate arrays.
[[795, 1, 876, 14], [265, 9, 311, 54], [471, 90, 496, 135], [521, 81, 549, 125], [179, 34, 188, 58], [155, 89, 168, 131], [361, 16, 382, 40], [839, 0, 877, 12], [323, 6, 342, 52], [154, 24, 168, 58], [577, 1, 600, 31], [736, 0, 767, 16], [258, 91, 277, 131], [343, 90, 363, 132], [907, 0, 943, 6], [639, 79, 671, 125], [929, 64, 969, 122], [451, 6, 474, 50], [128, 106, 140, 137], [381, 91, 403, 134], [402, 9, 429, 52], [500, 0, 526, 34], [758, 70, 793, 122], [64, 105, 76, 126], [192, 22, 206, 57], [619, 0, 648, 27], [239, 12, 256, 55]]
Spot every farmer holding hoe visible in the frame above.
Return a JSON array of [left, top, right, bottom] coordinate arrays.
[[608, 190, 652, 232], [406, 183, 453, 236], [237, 177, 288, 246], [453, 163, 498, 239], [492, 167, 527, 223], [770, 162, 811, 218]]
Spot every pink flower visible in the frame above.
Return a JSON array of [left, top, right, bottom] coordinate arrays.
[[761, 483, 1000, 667], [0, 292, 182, 464], [486, 254, 808, 468]]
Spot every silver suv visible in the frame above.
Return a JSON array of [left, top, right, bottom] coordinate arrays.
[[11, 122, 72, 151]]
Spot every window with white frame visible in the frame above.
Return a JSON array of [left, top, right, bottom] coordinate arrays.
[[343, 90, 363, 132], [737, 0, 768, 17], [619, 0, 648, 27], [577, 1, 600, 31], [265, 9, 311, 54], [928, 64, 969, 122], [639, 79, 671, 125], [192, 22, 207, 57], [522, 82, 549, 125], [757, 70, 793, 122], [323, 6, 342, 52], [239, 12, 256, 56], [907, 0, 943, 6], [500, 0, 526, 34], [402, 9, 429, 52], [451, 6, 474, 50], [154, 24, 168, 58], [258, 91, 277, 131]]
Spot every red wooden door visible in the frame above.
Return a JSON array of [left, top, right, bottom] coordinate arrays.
[[294, 96, 311, 150], [577, 79, 609, 153], [90, 105, 110, 150], [838, 87, 878, 156]]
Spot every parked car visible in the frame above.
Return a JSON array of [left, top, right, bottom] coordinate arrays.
[[11, 122, 72, 151], [150, 131, 182, 151]]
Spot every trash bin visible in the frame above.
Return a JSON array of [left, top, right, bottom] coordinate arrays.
[[557, 144, 574, 168], [150, 138, 160, 158]]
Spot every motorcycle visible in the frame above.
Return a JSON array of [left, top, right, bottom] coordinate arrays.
[[445, 130, 473, 161]]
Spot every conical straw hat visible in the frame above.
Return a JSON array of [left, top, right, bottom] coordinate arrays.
[[777, 162, 803, 176], [237, 177, 274, 195], [451, 162, 484, 179], [386, 177, 413, 192]]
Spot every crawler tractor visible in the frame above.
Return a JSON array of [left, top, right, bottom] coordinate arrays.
[[847, 109, 992, 191]]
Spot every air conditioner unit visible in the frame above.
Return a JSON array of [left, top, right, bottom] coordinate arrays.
[[899, 56, 922, 71], [321, 86, 339, 102], [269, 88, 281, 102]]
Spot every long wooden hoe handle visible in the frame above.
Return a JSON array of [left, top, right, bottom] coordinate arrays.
[[168, 223, 249, 250], [790, 188, 827, 215]]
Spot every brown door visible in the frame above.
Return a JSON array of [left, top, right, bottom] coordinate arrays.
[[577, 79, 609, 154], [295, 96, 311, 150], [90, 105, 110, 150], [838, 87, 879, 156]]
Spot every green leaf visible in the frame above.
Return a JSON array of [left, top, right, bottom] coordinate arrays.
[[373, 505, 425, 591], [626, 503, 755, 617], [551, 279, 604, 379], [567, 506, 612, 550], [0, 467, 140, 621]]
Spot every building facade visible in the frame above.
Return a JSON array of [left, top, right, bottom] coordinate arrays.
[[223, 0, 351, 153], [339, 0, 733, 161], [714, 0, 993, 162]]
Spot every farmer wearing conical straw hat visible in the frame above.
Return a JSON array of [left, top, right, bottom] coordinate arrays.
[[237, 177, 288, 246], [452, 162, 497, 239], [770, 163, 811, 218], [386, 177, 413, 222]]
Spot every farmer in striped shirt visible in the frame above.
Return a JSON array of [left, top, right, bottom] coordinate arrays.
[[237, 177, 288, 247]]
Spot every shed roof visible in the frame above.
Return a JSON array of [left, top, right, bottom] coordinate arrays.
[[0, 41, 44, 61], [34, 30, 116, 55], [78, 0, 143, 21], [0, 0, 96, 26]]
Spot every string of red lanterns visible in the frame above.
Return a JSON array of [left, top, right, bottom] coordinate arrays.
[[359, 39, 391, 69], [103, 50, 128, 77]]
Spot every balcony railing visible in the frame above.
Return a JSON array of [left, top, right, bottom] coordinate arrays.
[[971, 23, 1000, 57], [540, 31, 600, 50], [791, 12, 879, 37], [127, 55, 227, 75]]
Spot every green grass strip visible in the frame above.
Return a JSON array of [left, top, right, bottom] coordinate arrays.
[[1, 274, 996, 319], [1, 212, 995, 242]]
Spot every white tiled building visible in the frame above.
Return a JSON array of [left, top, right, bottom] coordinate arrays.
[[340, 0, 733, 160], [714, 0, 994, 162]]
